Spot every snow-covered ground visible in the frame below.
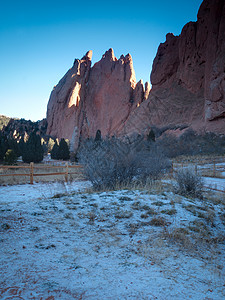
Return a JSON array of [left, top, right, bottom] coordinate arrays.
[[0, 181, 225, 299], [204, 177, 225, 191]]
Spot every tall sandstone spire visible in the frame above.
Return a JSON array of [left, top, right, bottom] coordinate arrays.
[[46, 48, 149, 147]]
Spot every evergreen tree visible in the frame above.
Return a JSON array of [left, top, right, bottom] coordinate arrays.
[[41, 138, 48, 155], [4, 149, 17, 165], [147, 129, 156, 142], [18, 138, 25, 157], [58, 138, 70, 160], [0, 133, 8, 161], [94, 129, 102, 142], [22, 132, 44, 163], [51, 141, 59, 159], [8, 137, 20, 157]]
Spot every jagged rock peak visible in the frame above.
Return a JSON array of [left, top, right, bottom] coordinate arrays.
[[46, 48, 145, 142], [82, 50, 93, 61], [166, 33, 177, 41], [102, 48, 116, 61]]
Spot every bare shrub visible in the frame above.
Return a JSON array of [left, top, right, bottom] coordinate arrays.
[[174, 168, 204, 198], [78, 137, 171, 191]]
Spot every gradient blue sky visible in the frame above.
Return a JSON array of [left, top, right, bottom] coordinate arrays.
[[0, 0, 203, 121]]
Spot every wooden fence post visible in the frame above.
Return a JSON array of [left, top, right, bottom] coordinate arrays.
[[213, 161, 216, 177], [30, 162, 34, 184], [195, 164, 197, 175], [65, 162, 68, 183], [171, 162, 174, 177]]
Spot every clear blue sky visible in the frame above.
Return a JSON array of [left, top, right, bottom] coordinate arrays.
[[0, 0, 203, 121]]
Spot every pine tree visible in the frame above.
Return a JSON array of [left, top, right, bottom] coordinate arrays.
[[22, 132, 44, 163], [18, 137, 25, 157], [95, 129, 102, 142], [41, 138, 48, 155], [51, 141, 59, 159], [4, 149, 17, 165], [0, 133, 8, 161], [58, 138, 70, 160], [147, 129, 156, 142], [8, 137, 20, 157]]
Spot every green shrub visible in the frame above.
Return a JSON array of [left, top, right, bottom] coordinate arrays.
[[94, 130, 102, 142], [51, 139, 70, 160], [18, 138, 25, 156], [0, 133, 8, 161], [7, 137, 20, 157], [147, 129, 156, 142], [58, 138, 70, 160], [4, 149, 17, 165], [22, 132, 44, 163], [157, 130, 225, 158], [51, 141, 59, 159]]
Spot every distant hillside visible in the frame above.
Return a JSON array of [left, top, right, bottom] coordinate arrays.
[[0, 115, 11, 130], [0, 116, 48, 140]]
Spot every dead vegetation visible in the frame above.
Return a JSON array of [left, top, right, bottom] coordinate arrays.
[[174, 168, 204, 198], [78, 136, 171, 191]]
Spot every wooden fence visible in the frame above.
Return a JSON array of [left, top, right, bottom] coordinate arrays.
[[171, 160, 225, 193], [1, 159, 225, 193], [171, 160, 225, 179], [0, 163, 83, 184]]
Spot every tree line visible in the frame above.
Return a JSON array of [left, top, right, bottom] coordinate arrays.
[[0, 131, 70, 165]]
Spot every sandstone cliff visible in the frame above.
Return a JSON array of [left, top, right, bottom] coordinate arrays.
[[120, 0, 225, 136], [46, 48, 150, 145], [46, 0, 225, 149]]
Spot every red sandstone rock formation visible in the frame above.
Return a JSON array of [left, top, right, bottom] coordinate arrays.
[[120, 0, 225, 136], [149, 0, 225, 132], [47, 0, 225, 148], [46, 48, 149, 146], [47, 51, 92, 140]]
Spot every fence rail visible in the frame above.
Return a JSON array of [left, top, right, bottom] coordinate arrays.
[[0, 162, 83, 184], [171, 160, 225, 193], [1, 160, 225, 193], [171, 160, 225, 179]]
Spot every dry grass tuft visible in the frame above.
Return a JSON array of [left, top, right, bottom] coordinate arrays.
[[114, 210, 133, 219], [161, 208, 177, 215], [149, 217, 166, 226], [163, 227, 191, 248]]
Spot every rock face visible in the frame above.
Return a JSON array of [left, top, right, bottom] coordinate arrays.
[[46, 48, 149, 144], [149, 0, 225, 132], [47, 51, 92, 140], [119, 0, 225, 136], [47, 0, 225, 149]]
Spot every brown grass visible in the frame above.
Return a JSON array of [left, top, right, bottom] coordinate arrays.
[[149, 217, 166, 226]]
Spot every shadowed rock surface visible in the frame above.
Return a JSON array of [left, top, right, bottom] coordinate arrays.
[[121, 0, 225, 136]]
